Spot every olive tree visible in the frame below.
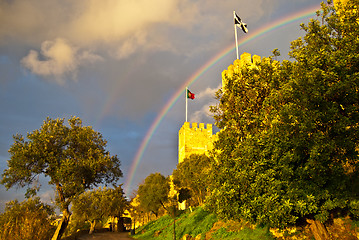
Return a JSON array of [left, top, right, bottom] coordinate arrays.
[[1, 117, 123, 240]]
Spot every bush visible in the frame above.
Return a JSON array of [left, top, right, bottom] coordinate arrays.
[[0, 197, 55, 240]]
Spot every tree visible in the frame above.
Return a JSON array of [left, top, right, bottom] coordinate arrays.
[[172, 154, 212, 206], [137, 173, 170, 217], [106, 185, 129, 232], [70, 186, 127, 234], [1, 117, 123, 240], [208, 54, 291, 227], [0, 197, 55, 240], [129, 194, 147, 230], [281, 0, 359, 233], [72, 188, 107, 234], [208, 0, 359, 235]]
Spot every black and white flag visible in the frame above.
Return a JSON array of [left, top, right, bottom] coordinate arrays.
[[234, 12, 248, 33]]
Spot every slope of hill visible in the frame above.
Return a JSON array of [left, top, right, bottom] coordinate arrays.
[[133, 207, 359, 239], [132, 207, 274, 240]]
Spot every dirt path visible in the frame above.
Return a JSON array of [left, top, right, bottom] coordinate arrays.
[[78, 232, 134, 240]]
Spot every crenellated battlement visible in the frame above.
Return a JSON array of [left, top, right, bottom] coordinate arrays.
[[181, 122, 212, 132], [234, 52, 261, 67], [222, 52, 262, 90]]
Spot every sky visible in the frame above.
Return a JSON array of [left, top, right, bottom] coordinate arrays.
[[0, 0, 324, 211]]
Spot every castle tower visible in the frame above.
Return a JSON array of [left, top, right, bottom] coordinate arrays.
[[222, 52, 261, 92], [178, 122, 215, 163]]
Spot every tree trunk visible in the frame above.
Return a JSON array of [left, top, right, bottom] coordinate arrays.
[[173, 218, 176, 240], [51, 183, 71, 240], [51, 208, 70, 240], [306, 219, 331, 240], [89, 220, 96, 234], [117, 217, 124, 232], [110, 216, 115, 232]]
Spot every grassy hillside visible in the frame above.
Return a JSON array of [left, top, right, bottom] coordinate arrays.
[[132, 207, 274, 240], [133, 207, 359, 239]]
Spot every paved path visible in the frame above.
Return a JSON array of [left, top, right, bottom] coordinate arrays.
[[78, 232, 134, 240]]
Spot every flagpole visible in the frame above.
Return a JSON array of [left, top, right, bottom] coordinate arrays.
[[185, 87, 188, 122], [233, 11, 239, 60]]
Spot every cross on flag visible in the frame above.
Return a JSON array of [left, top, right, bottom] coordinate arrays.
[[234, 12, 248, 33]]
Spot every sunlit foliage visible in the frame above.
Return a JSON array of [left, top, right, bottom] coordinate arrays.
[[71, 186, 128, 234], [172, 154, 212, 206], [207, 0, 359, 228], [0, 197, 55, 240], [137, 173, 170, 217]]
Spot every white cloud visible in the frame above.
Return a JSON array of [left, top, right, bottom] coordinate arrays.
[[191, 104, 214, 123], [21, 38, 76, 77], [196, 85, 219, 99], [66, 0, 200, 57], [21, 38, 103, 84], [114, 31, 147, 59], [0, 0, 276, 58], [69, 0, 178, 43], [2, 0, 281, 83], [190, 84, 220, 123]]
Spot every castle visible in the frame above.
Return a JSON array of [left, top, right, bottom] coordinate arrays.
[[178, 52, 262, 163], [174, 53, 261, 210], [180, 0, 352, 164], [132, 0, 352, 224], [178, 122, 216, 163]]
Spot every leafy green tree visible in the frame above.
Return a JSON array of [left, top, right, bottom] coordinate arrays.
[[129, 194, 147, 229], [72, 188, 107, 234], [0, 197, 55, 240], [69, 186, 128, 234], [106, 185, 129, 232], [137, 173, 170, 217], [172, 154, 212, 206], [208, 0, 359, 233], [1, 117, 123, 240], [281, 0, 359, 230], [208, 55, 291, 227]]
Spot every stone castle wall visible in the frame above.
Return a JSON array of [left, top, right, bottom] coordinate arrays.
[[178, 122, 215, 163]]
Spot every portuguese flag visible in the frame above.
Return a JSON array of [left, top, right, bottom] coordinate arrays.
[[187, 89, 195, 100]]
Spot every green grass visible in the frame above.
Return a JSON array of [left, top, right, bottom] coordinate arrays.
[[134, 214, 174, 239], [174, 207, 217, 239], [133, 207, 274, 240], [211, 226, 274, 240]]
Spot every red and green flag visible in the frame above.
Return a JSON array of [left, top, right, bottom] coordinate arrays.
[[187, 89, 195, 100]]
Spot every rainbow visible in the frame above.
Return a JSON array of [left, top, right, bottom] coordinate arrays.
[[123, 4, 321, 195]]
